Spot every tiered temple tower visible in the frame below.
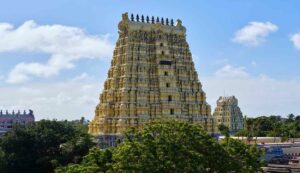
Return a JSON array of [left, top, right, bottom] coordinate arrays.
[[213, 96, 244, 133], [89, 13, 214, 143]]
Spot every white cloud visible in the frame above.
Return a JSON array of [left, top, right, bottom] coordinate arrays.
[[203, 65, 300, 117], [215, 64, 249, 78], [0, 75, 104, 120], [0, 20, 113, 84], [71, 73, 93, 82], [233, 21, 278, 46], [290, 32, 300, 50]]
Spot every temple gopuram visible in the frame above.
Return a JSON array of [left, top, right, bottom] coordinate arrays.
[[213, 96, 244, 133], [89, 13, 215, 146]]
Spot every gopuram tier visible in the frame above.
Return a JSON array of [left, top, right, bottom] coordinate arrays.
[[89, 13, 215, 139]]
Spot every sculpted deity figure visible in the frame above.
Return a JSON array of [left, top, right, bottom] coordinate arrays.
[[122, 12, 129, 21], [176, 19, 182, 27]]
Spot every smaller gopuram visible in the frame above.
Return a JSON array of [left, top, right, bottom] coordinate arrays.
[[0, 109, 35, 132], [213, 96, 244, 133]]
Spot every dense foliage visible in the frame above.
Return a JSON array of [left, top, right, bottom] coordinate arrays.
[[56, 120, 264, 173], [0, 120, 95, 173], [236, 114, 300, 142], [218, 124, 230, 137], [55, 147, 113, 173]]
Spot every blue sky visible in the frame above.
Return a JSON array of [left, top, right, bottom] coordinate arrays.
[[0, 0, 300, 120]]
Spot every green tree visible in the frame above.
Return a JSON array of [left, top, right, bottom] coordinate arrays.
[[254, 116, 272, 136], [237, 115, 300, 142], [0, 120, 95, 173], [111, 120, 230, 173], [56, 147, 113, 173], [58, 120, 264, 173], [287, 114, 295, 123], [0, 147, 6, 171], [295, 115, 300, 122], [218, 124, 230, 138], [253, 118, 263, 144], [245, 118, 254, 143], [291, 120, 300, 139], [268, 121, 283, 142], [218, 124, 230, 147], [222, 138, 264, 173], [235, 129, 248, 141]]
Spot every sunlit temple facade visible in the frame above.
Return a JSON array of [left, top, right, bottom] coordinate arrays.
[[213, 96, 244, 133], [89, 13, 215, 145]]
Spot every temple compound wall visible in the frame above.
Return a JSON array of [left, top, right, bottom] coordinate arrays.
[[213, 96, 244, 133], [89, 13, 215, 146]]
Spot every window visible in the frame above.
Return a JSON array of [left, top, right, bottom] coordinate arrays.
[[160, 43, 164, 47], [164, 71, 168, 76], [168, 95, 172, 101], [159, 61, 172, 65], [161, 51, 165, 55], [166, 83, 170, 87], [170, 109, 174, 115]]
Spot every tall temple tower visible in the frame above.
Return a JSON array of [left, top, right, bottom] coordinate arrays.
[[89, 13, 214, 144], [213, 96, 244, 133]]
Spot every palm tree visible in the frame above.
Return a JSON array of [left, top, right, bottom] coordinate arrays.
[[287, 114, 295, 123], [253, 118, 262, 144], [235, 129, 247, 141], [245, 118, 254, 144], [271, 122, 282, 143], [218, 124, 230, 147]]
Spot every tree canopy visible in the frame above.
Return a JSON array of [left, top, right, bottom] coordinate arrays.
[[218, 124, 230, 137], [0, 120, 95, 173], [57, 119, 263, 173], [236, 115, 300, 142]]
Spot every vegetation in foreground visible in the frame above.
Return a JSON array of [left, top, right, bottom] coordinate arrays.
[[0, 120, 94, 173], [0, 119, 264, 173], [56, 120, 263, 173]]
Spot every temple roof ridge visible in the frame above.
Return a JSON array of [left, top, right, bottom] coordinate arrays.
[[0, 109, 34, 116], [217, 95, 238, 105], [118, 12, 186, 35], [125, 13, 178, 26]]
